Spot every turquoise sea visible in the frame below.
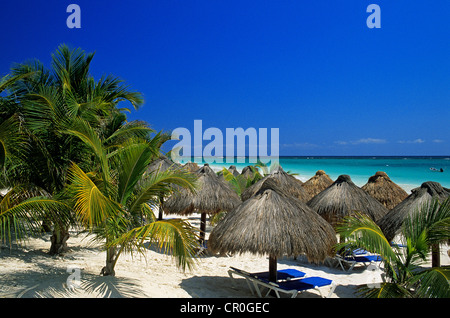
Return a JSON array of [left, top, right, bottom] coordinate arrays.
[[186, 156, 450, 193]]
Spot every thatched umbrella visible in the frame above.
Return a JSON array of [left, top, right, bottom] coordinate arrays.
[[145, 155, 181, 220], [183, 162, 200, 172], [302, 170, 333, 201], [164, 164, 241, 243], [209, 178, 336, 282], [378, 181, 450, 242], [241, 166, 309, 202], [361, 171, 408, 210], [228, 165, 240, 177], [307, 175, 388, 229], [241, 165, 260, 180]]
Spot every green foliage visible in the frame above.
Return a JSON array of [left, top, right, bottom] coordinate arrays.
[[66, 120, 199, 275], [336, 198, 450, 298]]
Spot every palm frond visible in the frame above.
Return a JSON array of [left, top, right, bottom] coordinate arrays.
[[65, 118, 110, 184], [357, 282, 412, 298], [109, 218, 200, 272], [67, 163, 120, 228], [128, 168, 198, 216], [0, 190, 69, 245], [116, 140, 157, 205], [410, 267, 450, 298]]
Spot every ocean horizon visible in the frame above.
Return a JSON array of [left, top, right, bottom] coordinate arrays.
[[177, 155, 450, 194]]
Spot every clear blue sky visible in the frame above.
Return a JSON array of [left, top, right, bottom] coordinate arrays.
[[1, 1, 449, 156]]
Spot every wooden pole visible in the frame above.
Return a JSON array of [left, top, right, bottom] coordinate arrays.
[[199, 212, 207, 244], [269, 254, 278, 282]]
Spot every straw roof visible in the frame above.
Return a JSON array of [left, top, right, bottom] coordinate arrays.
[[378, 181, 450, 241], [228, 165, 240, 177], [163, 164, 241, 216], [361, 171, 408, 210], [241, 166, 309, 202], [302, 170, 333, 201], [208, 178, 337, 263], [183, 162, 200, 172], [307, 175, 388, 227], [147, 155, 181, 173]]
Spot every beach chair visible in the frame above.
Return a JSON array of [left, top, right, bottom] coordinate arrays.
[[251, 276, 336, 298], [227, 267, 306, 296], [335, 254, 382, 272]]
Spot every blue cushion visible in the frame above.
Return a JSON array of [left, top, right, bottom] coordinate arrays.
[[277, 277, 332, 291]]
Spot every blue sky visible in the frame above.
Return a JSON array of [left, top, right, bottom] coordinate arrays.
[[1, 1, 449, 156]]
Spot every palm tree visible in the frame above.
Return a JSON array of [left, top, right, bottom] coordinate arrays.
[[0, 185, 69, 246], [6, 45, 148, 254], [336, 198, 450, 298], [65, 119, 199, 276]]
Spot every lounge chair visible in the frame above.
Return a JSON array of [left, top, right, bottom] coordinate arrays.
[[335, 254, 382, 272], [228, 267, 306, 296], [254, 276, 336, 298], [228, 267, 335, 298]]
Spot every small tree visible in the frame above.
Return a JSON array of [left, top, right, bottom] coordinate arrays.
[[336, 198, 450, 298], [66, 119, 199, 276]]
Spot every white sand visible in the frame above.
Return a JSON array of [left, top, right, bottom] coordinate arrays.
[[0, 214, 448, 298]]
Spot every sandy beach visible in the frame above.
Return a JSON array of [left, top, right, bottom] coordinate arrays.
[[1, 213, 448, 299]]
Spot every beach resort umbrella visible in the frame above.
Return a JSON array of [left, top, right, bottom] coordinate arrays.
[[361, 171, 408, 210], [302, 170, 334, 201], [146, 155, 181, 220], [209, 178, 336, 282], [183, 162, 200, 172], [377, 181, 450, 242], [163, 164, 241, 243], [240, 165, 255, 179], [228, 165, 240, 177], [307, 175, 388, 229], [241, 166, 309, 202]]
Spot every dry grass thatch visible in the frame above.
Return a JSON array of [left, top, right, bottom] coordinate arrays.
[[307, 175, 388, 227], [377, 181, 450, 241], [146, 155, 181, 174], [163, 164, 241, 215], [241, 165, 258, 179], [228, 165, 240, 177], [208, 178, 337, 263], [361, 171, 408, 210], [183, 162, 200, 172], [302, 170, 334, 201], [240, 166, 308, 202]]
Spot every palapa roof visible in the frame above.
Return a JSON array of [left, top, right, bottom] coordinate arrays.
[[240, 166, 309, 202], [377, 181, 450, 241], [307, 174, 388, 227], [302, 170, 333, 201], [228, 165, 240, 177], [183, 162, 200, 172], [147, 155, 181, 173], [208, 178, 337, 263], [163, 164, 241, 215], [361, 171, 408, 210], [241, 165, 258, 179]]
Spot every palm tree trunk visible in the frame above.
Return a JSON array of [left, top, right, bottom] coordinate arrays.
[[431, 244, 440, 267], [101, 246, 117, 276], [49, 225, 69, 255], [158, 196, 164, 220], [199, 212, 207, 244]]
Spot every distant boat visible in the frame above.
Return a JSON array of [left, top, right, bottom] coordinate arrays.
[[430, 167, 444, 172]]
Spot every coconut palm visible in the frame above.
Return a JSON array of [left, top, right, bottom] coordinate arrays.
[[65, 119, 199, 276], [336, 198, 450, 298], [5, 44, 148, 254]]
